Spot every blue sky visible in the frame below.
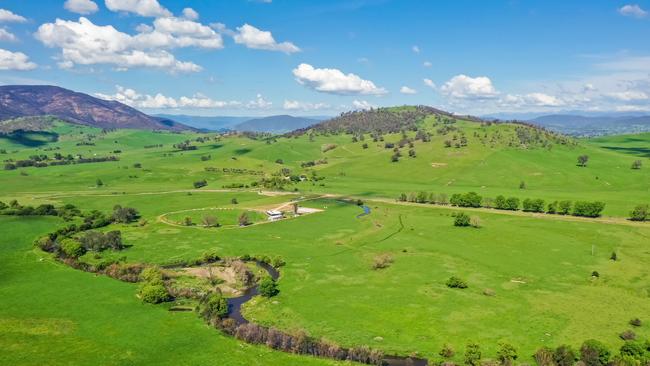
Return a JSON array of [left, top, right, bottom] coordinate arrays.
[[0, 0, 649, 116]]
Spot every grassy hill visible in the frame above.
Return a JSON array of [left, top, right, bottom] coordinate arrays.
[[1, 109, 648, 365]]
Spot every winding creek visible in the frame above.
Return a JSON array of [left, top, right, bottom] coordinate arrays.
[[226, 204, 428, 366]]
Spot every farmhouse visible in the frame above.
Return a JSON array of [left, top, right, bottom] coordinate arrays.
[[266, 210, 284, 221]]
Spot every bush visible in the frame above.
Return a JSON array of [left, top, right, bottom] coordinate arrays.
[[446, 276, 468, 289], [619, 330, 636, 341], [79, 230, 123, 251], [580, 339, 611, 366], [454, 213, 471, 227], [464, 342, 481, 366], [523, 198, 545, 213], [496, 342, 518, 366], [440, 343, 455, 358], [470, 216, 481, 228], [372, 253, 393, 270], [619, 341, 646, 359], [558, 200, 572, 215], [140, 267, 164, 284], [554, 345, 577, 366], [629, 204, 649, 221], [629, 318, 642, 327], [573, 201, 606, 218], [59, 238, 85, 258], [139, 284, 171, 304], [259, 276, 279, 297], [112, 205, 139, 223], [450, 192, 482, 208], [534, 347, 554, 366], [193, 179, 208, 189], [199, 292, 229, 320]]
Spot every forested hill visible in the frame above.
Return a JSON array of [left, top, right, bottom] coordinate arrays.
[[287, 105, 486, 136], [0, 85, 193, 131]]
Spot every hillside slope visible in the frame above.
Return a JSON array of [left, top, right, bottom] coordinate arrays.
[[0, 85, 192, 131]]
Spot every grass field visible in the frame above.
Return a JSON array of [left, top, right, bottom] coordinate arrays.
[[1, 118, 648, 365]]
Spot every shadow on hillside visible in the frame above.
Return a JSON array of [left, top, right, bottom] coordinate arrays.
[[233, 148, 252, 155], [601, 146, 650, 158], [0, 130, 59, 147]]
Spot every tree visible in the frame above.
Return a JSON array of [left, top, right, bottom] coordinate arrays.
[[259, 276, 279, 297], [470, 216, 481, 228], [505, 197, 520, 211], [362, 143, 369, 149], [610, 251, 617, 261], [238, 212, 251, 226], [558, 200, 572, 215], [554, 345, 577, 366], [523, 198, 545, 213], [416, 191, 428, 203], [519, 181, 526, 189], [199, 292, 229, 319], [496, 342, 518, 366], [577, 155, 589, 167], [231, 198, 238, 205], [631, 160, 642, 169], [580, 339, 610, 366], [629, 204, 649, 221], [464, 342, 481, 366], [193, 179, 208, 189], [547, 201, 559, 214], [184, 216, 193, 226], [454, 213, 471, 227], [96, 178, 104, 187], [573, 201, 606, 217], [495, 195, 507, 210], [112, 205, 139, 223], [202, 215, 219, 227], [534, 347, 555, 366]]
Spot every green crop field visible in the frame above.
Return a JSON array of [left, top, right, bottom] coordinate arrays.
[[1, 115, 649, 366]]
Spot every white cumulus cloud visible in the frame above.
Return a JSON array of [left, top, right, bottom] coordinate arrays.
[[64, 0, 99, 15], [500, 93, 564, 107], [0, 48, 36, 70], [283, 100, 330, 111], [607, 90, 648, 101], [0, 9, 26, 23], [618, 4, 648, 18], [35, 17, 224, 72], [95, 85, 243, 109], [423, 61, 432, 67], [423, 78, 436, 89], [105, 0, 172, 17], [293, 63, 386, 95], [232, 24, 300, 53], [400, 86, 417, 94], [440, 74, 498, 99], [0, 28, 17, 42], [182, 7, 199, 20], [352, 100, 374, 110]]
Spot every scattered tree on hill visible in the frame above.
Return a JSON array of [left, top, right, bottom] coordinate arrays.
[[193, 179, 208, 189], [558, 200, 572, 215], [554, 345, 578, 366], [231, 198, 238, 205], [629, 204, 649, 221], [79, 230, 123, 251], [408, 148, 416, 157], [96, 178, 103, 187], [202, 215, 219, 227], [238, 212, 251, 226], [199, 291, 229, 319], [139, 283, 171, 304], [519, 181, 527, 189], [372, 253, 394, 270], [610, 251, 617, 261], [464, 342, 481, 366], [470, 216, 481, 228], [59, 238, 86, 258], [629, 318, 642, 327], [547, 201, 558, 214], [184, 216, 193, 226], [631, 160, 642, 169], [523, 198, 545, 213], [619, 330, 636, 341], [259, 276, 279, 297], [450, 192, 482, 208], [505, 197, 520, 211], [391, 152, 400, 162], [112, 205, 140, 223], [577, 155, 589, 167]]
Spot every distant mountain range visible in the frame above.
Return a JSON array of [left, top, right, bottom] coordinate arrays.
[[156, 113, 328, 133], [527, 114, 650, 136], [0, 85, 192, 131]]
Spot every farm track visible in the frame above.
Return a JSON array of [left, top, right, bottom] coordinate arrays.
[[10, 188, 648, 227]]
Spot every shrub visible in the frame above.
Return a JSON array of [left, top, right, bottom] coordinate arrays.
[[372, 253, 393, 270], [79, 230, 123, 251], [112, 205, 139, 223], [505, 197, 520, 210], [259, 276, 279, 297], [619, 341, 646, 359], [440, 343, 455, 358], [193, 179, 208, 189], [446, 276, 468, 289], [464, 342, 481, 366], [496, 342, 518, 366], [629, 204, 649, 221], [577, 155, 589, 167], [238, 212, 251, 226], [591, 271, 600, 278], [554, 345, 577, 366], [580, 339, 611, 366], [523, 198, 545, 213], [631, 160, 642, 169], [202, 215, 219, 227], [558, 201, 572, 215], [610, 252, 617, 261], [629, 318, 642, 327], [573, 201, 606, 218], [619, 330, 636, 341], [534, 347, 555, 366], [199, 292, 229, 320], [547, 201, 559, 214], [59, 238, 85, 258], [140, 267, 164, 284], [470, 216, 481, 228], [139, 284, 171, 304], [231, 198, 238, 204], [454, 213, 471, 227]]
